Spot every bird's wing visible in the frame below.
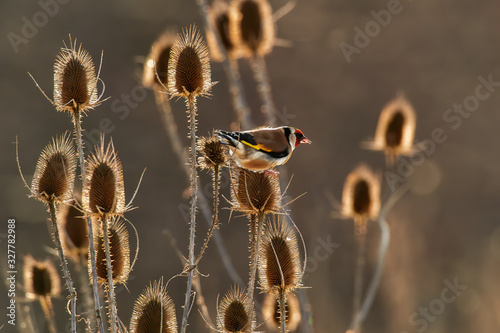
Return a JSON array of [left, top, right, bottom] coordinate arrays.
[[248, 128, 289, 153]]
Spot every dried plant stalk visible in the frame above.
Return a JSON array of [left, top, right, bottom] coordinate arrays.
[[168, 25, 213, 333], [91, 216, 130, 333], [262, 293, 301, 332]]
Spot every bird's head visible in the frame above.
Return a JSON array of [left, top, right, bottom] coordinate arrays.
[[290, 127, 311, 149]]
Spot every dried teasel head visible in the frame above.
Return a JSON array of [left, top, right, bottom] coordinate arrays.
[[262, 292, 301, 332], [54, 38, 100, 114], [217, 286, 254, 333], [229, 0, 275, 58], [206, 0, 235, 62], [198, 135, 228, 169], [91, 217, 130, 286], [130, 280, 177, 333], [341, 164, 381, 235], [82, 137, 125, 217], [143, 30, 176, 89], [24, 255, 60, 300], [168, 25, 212, 99], [231, 166, 281, 214], [30, 133, 77, 204], [57, 199, 89, 263], [366, 93, 416, 165], [259, 219, 302, 294]]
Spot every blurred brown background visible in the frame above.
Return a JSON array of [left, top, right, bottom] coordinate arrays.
[[1, 0, 499, 332]]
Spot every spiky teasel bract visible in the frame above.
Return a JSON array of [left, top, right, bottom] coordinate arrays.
[[24, 255, 61, 300], [168, 25, 213, 99], [217, 286, 254, 333], [206, 0, 235, 62], [198, 135, 228, 170], [262, 293, 301, 332], [342, 164, 381, 235], [229, 0, 275, 58], [231, 166, 281, 214], [130, 280, 178, 333], [143, 30, 176, 89], [90, 217, 130, 286], [57, 199, 89, 263], [53, 38, 101, 115], [82, 137, 125, 217], [364, 93, 417, 166], [30, 133, 77, 204], [258, 218, 302, 294]]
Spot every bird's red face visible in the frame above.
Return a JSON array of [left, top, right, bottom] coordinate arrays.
[[294, 129, 311, 147]]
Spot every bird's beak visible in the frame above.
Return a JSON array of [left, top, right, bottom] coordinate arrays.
[[300, 137, 312, 144]]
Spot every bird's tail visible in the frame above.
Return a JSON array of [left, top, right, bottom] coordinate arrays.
[[215, 130, 239, 147]]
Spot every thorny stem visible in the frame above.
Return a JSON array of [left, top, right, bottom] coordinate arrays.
[[102, 214, 118, 333], [180, 96, 199, 333], [248, 211, 265, 316], [250, 55, 277, 127], [48, 200, 77, 333], [154, 88, 243, 285], [352, 224, 367, 328], [279, 291, 287, 333], [350, 185, 409, 331], [40, 296, 57, 333], [195, 164, 221, 266], [73, 111, 105, 333], [196, 0, 253, 130]]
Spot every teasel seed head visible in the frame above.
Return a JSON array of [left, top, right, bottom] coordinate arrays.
[[168, 25, 212, 99], [82, 137, 125, 217], [198, 135, 228, 170], [57, 199, 89, 263], [366, 93, 417, 165], [229, 0, 275, 58], [259, 219, 302, 294], [90, 217, 130, 286], [24, 255, 61, 300], [217, 286, 254, 333], [143, 30, 176, 89], [130, 280, 178, 333], [342, 164, 381, 235], [30, 133, 77, 204], [231, 166, 281, 214], [262, 293, 301, 332], [206, 0, 235, 62], [54, 38, 99, 114]]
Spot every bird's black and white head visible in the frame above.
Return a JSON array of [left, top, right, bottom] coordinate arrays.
[[286, 127, 311, 150]]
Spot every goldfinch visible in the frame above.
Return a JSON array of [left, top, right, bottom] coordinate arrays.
[[216, 126, 311, 171]]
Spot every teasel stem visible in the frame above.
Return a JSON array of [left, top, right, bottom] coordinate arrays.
[[48, 200, 77, 333], [153, 90, 243, 285], [77, 255, 94, 318], [40, 296, 57, 333], [248, 211, 265, 314], [180, 95, 199, 333], [250, 55, 276, 127], [196, 0, 253, 129], [279, 291, 287, 333], [72, 109, 105, 333], [352, 225, 367, 326], [350, 184, 409, 331], [102, 214, 118, 333], [195, 163, 221, 266]]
